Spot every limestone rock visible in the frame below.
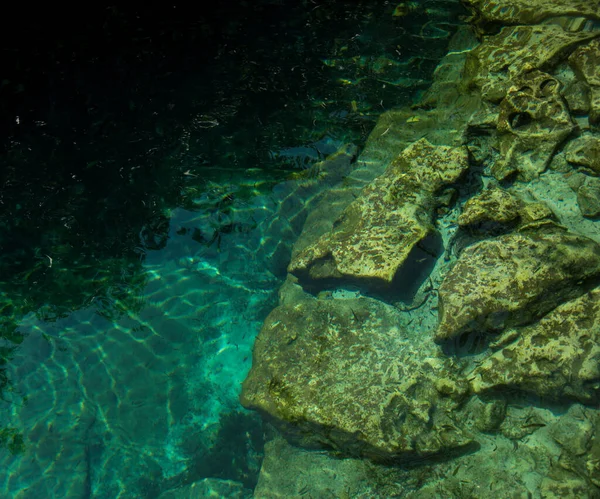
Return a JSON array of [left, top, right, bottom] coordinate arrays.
[[241, 297, 475, 462], [464, 25, 598, 102], [435, 228, 600, 344], [570, 38, 600, 88], [565, 134, 600, 174], [288, 139, 468, 292], [563, 80, 591, 115], [570, 38, 600, 126], [458, 187, 522, 228], [519, 202, 557, 227], [462, 0, 600, 34], [577, 176, 600, 218], [256, 143, 357, 275], [289, 187, 357, 263], [493, 71, 576, 180], [470, 288, 600, 402]]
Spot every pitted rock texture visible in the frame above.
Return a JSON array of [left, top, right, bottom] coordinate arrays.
[[435, 228, 600, 344], [241, 297, 476, 462], [288, 139, 468, 291], [464, 25, 598, 102], [569, 38, 600, 126], [457, 187, 556, 238], [470, 288, 600, 402], [493, 71, 576, 180], [462, 0, 600, 34], [565, 134, 600, 174], [570, 38, 600, 88]]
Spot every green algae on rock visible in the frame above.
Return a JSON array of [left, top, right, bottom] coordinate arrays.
[[565, 133, 600, 174], [569, 38, 600, 88], [253, 436, 376, 498], [435, 227, 600, 344], [462, 0, 600, 34], [458, 186, 556, 232], [241, 296, 476, 462], [458, 186, 522, 228], [493, 70, 576, 180], [464, 25, 598, 103], [470, 288, 600, 402], [288, 138, 468, 292], [243, 0, 600, 495], [569, 38, 600, 126], [576, 176, 600, 218]]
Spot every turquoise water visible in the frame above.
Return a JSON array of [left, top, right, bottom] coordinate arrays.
[[0, 2, 466, 497]]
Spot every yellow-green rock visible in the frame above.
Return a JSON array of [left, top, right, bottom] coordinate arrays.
[[569, 38, 600, 125], [241, 297, 475, 461], [464, 25, 598, 102], [462, 0, 600, 34], [570, 38, 600, 87], [288, 139, 468, 291], [470, 288, 600, 402], [493, 70, 576, 180], [435, 228, 600, 344], [458, 186, 522, 227], [565, 134, 600, 174], [576, 177, 600, 218]]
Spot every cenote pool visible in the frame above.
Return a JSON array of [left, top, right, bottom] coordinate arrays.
[[2, 1, 600, 498]]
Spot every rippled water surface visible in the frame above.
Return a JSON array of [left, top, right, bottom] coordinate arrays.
[[0, 2, 466, 497]]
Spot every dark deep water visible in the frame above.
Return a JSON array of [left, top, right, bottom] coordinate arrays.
[[0, 2, 465, 497]]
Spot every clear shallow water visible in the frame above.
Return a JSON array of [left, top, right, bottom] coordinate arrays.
[[0, 2, 466, 497]]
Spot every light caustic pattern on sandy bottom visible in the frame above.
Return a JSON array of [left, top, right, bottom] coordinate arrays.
[[0, 205, 281, 498]]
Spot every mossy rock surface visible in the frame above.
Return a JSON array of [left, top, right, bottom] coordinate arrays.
[[458, 186, 522, 228], [569, 38, 600, 126], [493, 70, 575, 180], [288, 139, 468, 292], [464, 25, 598, 102], [565, 134, 600, 175], [241, 296, 475, 462], [463, 0, 600, 33], [436, 228, 600, 344], [471, 288, 600, 402]]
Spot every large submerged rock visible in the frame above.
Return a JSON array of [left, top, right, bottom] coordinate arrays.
[[288, 139, 468, 292], [576, 176, 600, 218], [435, 227, 600, 344], [243, 0, 600, 494], [253, 436, 374, 499], [471, 288, 600, 402], [241, 296, 477, 462]]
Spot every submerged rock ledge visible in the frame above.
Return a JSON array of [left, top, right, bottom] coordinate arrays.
[[243, 1, 600, 496], [288, 139, 469, 293]]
